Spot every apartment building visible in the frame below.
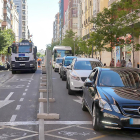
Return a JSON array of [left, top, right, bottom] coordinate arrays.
[[53, 13, 60, 43], [0, 0, 4, 28], [59, 0, 64, 42], [13, 0, 28, 40], [11, 1, 19, 42], [2, 0, 12, 29], [68, 0, 80, 36]]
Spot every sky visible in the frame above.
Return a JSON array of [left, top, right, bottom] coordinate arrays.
[[28, 0, 59, 50]]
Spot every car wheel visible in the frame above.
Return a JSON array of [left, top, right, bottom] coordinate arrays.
[[60, 72, 62, 78], [62, 74, 65, 81], [68, 82, 73, 95], [12, 70, 16, 74], [92, 105, 100, 131], [82, 98, 88, 111], [66, 80, 68, 89]]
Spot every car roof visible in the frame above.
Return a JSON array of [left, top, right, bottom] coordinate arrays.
[[56, 57, 63, 59], [75, 58, 100, 62], [64, 56, 77, 59], [98, 67, 140, 72]]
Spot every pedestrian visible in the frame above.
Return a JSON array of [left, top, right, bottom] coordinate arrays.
[[116, 59, 121, 67], [121, 57, 126, 67], [110, 58, 114, 67], [38, 60, 41, 66], [104, 63, 106, 67], [126, 59, 132, 67]]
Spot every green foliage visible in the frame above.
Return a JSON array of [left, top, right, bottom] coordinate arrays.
[[49, 40, 60, 50], [0, 29, 6, 51], [0, 29, 15, 55], [37, 52, 45, 58]]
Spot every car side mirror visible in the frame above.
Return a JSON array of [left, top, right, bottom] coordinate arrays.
[[84, 81, 93, 87]]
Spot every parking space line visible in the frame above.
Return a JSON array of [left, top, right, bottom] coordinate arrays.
[[12, 134, 38, 140], [77, 125, 93, 130], [87, 134, 108, 140], [23, 93, 26, 96], [6, 126, 38, 134], [45, 133, 76, 140], [45, 125, 76, 134], [10, 115, 17, 122], [27, 86, 29, 87], [28, 83, 30, 85], [20, 98, 24, 101], [25, 89, 28, 91], [15, 105, 21, 110]]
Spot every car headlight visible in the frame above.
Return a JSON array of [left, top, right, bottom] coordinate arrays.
[[99, 99, 112, 111], [70, 74, 80, 81], [112, 105, 120, 113]]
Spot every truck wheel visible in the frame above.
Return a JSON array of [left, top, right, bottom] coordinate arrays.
[[12, 71, 16, 74], [32, 70, 35, 73]]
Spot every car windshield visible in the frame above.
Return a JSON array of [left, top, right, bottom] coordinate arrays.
[[64, 58, 74, 66], [99, 70, 140, 88], [56, 59, 63, 63], [74, 61, 102, 70]]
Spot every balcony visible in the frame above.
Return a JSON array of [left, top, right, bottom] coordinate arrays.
[[2, 21, 7, 26], [3, 9, 7, 14]]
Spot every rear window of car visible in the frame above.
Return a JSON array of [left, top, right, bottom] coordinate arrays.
[[74, 61, 102, 70], [56, 59, 63, 63], [64, 58, 73, 66]]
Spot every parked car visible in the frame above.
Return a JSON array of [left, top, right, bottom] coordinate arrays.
[[82, 67, 140, 131], [54, 57, 63, 72], [66, 58, 102, 95], [60, 56, 77, 80]]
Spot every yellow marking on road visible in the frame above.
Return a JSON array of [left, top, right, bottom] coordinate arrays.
[[45, 125, 76, 134], [87, 134, 107, 140], [12, 134, 38, 140], [6, 126, 38, 134], [77, 125, 93, 130], [45, 133, 76, 140]]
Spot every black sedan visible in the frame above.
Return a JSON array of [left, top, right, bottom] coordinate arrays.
[[82, 67, 140, 131]]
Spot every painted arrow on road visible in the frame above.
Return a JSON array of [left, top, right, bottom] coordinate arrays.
[[73, 96, 82, 104], [0, 92, 14, 109]]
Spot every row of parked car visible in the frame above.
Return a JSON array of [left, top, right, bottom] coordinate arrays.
[[53, 56, 140, 131]]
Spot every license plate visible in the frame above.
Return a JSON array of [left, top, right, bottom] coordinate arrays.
[[130, 118, 140, 125], [20, 64, 25, 66]]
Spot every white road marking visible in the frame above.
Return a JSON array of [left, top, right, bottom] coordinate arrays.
[[73, 96, 82, 104], [29, 81, 31, 82], [23, 93, 26, 96], [0, 92, 15, 109], [28, 83, 30, 85], [20, 98, 24, 102], [25, 89, 28, 91], [27, 85, 29, 87], [0, 121, 92, 126], [10, 115, 17, 122], [12, 134, 38, 140], [16, 105, 21, 110]]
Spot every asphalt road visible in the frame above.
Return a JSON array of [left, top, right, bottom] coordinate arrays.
[[0, 70, 41, 140], [44, 70, 140, 140]]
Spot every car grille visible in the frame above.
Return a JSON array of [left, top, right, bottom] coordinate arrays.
[[15, 57, 29, 61], [122, 105, 140, 116], [81, 77, 87, 82]]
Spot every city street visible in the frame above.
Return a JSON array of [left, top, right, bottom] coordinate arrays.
[[0, 69, 140, 140], [0, 70, 40, 140]]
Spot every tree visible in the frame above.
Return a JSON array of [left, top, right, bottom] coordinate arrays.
[[49, 40, 60, 50], [61, 29, 80, 55], [37, 52, 45, 58], [0, 29, 15, 55], [88, 31, 105, 59], [0, 29, 6, 51]]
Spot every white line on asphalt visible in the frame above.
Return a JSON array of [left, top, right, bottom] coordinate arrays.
[[25, 89, 28, 91], [12, 134, 38, 140], [0, 121, 92, 126], [20, 98, 24, 101], [27, 86, 29, 88], [16, 105, 21, 110], [29, 81, 31, 82], [23, 93, 26, 96], [5, 92, 14, 101], [10, 115, 17, 122], [28, 83, 30, 85]]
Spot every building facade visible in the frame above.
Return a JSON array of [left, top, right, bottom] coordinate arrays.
[[0, 0, 4, 28], [59, 0, 64, 42], [11, 1, 19, 42], [2, 0, 12, 29], [13, 0, 28, 40]]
